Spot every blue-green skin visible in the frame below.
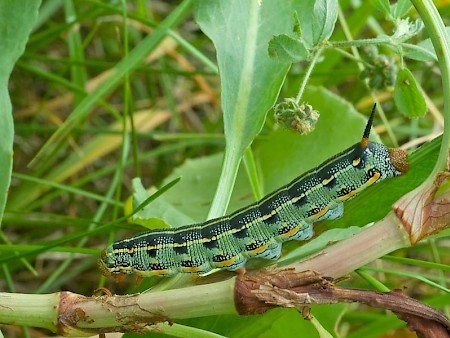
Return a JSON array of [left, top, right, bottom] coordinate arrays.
[[100, 140, 407, 278]]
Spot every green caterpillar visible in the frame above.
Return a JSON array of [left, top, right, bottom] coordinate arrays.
[[100, 105, 408, 278]]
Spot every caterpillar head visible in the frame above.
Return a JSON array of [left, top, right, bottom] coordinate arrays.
[[362, 142, 408, 180], [359, 104, 408, 179]]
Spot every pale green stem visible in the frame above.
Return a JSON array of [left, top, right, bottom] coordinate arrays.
[[410, 0, 450, 175], [296, 45, 325, 103], [330, 37, 392, 48], [207, 148, 241, 219], [243, 146, 263, 200]]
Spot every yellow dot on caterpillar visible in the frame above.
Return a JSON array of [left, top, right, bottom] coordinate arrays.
[[353, 158, 361, 166]]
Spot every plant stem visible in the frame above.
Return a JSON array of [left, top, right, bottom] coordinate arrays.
[[410, 0, 450, 175], [207, 147, 241, 219], [243, 147, 263, 200], [330, 37, 392, 48], [288, 212, 410, 278], [296, 45, 324, 103], [0, 279, 237, 336]]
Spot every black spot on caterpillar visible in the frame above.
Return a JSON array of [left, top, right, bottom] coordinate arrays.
[[100, 104, 409, 278]]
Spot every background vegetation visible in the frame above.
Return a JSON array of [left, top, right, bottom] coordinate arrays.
[[1, 0, 449, 337]]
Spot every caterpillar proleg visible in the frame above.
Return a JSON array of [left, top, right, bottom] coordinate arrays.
[[100, 105, 408, 278]]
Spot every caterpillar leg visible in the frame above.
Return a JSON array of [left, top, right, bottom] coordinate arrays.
[[278, 221, 313, 241], [326, 203, 344, 220], [234, 267, 246, 275], [212, 253, 247, 271]]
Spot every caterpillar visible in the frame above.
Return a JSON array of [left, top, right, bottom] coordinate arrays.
[[100, 105, 408, 278]]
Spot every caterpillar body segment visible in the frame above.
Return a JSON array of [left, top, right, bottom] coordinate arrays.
[[100, 106, 408, 278]]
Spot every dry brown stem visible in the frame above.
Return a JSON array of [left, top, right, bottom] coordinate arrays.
[[234, 269, 450, 338], [394, 169, 450, 244]]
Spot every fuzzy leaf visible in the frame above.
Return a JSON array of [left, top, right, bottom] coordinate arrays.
[[268, 34, 309, 63], [297, 0, 338, 47]]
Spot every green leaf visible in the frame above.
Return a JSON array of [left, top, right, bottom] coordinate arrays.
[[193, 0, 294, 157], [133, 87, 373, 228], [134, 154, 254, 226], [297, 0, 338, 47], [268, 34, 309, 63], [127, 178, 193, 230], [0, 0, 41, 225], [394, 67, 427, 117], [226, 308, 317, 338], [370, 0, 391, 17], [193, 0, 299, 217], [405, 26, 450, 62], [150, 86, 401, 228], [185, 303, 346, 338], [346, 315, 406, 338], [293, 11, 302, 37], [391, 0, 412, 19], [404, 43, 438, 62]]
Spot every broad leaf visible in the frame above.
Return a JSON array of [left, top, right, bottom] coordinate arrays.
[[297, 0, 338, 47], [0, 0, 41, 225], [139, 87, 385, 228], [133, 154, 254, 226], [193, 0, 295, 157], [394, 67, 427, 117], [193, 0, 301, 217], [127, 178, 195, 230], [268, 34, 309, 63]]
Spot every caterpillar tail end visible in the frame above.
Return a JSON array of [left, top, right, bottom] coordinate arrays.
[[98, 249, 126, 282], [389, 148, 409, 174], [98, 250, 110, 276]]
